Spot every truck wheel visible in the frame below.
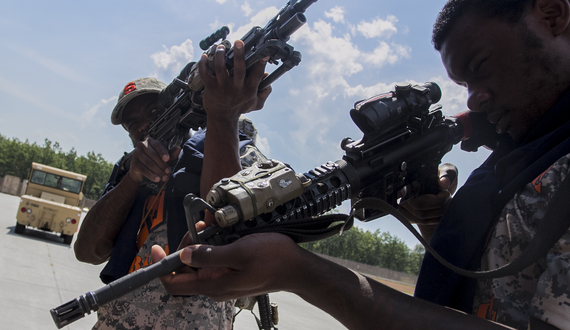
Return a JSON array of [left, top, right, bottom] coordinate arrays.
[[15, 223, 25, 234], [62, 234, 73, 245]]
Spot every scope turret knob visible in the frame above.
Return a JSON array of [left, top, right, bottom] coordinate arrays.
[[395, 83, 412, 98]]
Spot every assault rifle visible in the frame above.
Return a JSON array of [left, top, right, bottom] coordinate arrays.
[[187, 82, 468, 245], [50, 82, 471, 328], [113, 0, 318, 184], [146, 0, 317, 152]]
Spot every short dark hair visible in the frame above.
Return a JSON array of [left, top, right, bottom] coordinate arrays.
[[432, 0, 535, 50]]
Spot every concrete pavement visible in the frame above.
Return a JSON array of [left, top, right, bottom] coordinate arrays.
[[0, 192, 345, 330], [0, 193, 103, 330]]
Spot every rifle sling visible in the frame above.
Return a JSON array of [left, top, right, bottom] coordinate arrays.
[[351, 175, 570, 279], [206, 174, 569, 279], [234, 213, 354, 244]]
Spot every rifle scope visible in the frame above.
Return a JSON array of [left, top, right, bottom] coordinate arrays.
[[350, 82, 441, 136]]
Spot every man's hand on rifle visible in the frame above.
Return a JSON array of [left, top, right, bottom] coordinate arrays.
[[398, 163, 458, 241], [197, 39, 273, 226], [128, 137, 180, 184], [150, 232, 300, 300], [199, 39, 272, 123]]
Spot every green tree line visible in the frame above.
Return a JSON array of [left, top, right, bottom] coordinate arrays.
[[0, 134, 113, 200], [300, 227, 425, 275]]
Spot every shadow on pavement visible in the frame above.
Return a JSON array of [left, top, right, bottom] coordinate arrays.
[[6, 225, 72, 246]]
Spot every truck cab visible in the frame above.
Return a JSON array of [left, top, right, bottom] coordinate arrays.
[[15, 163, 87, 245]]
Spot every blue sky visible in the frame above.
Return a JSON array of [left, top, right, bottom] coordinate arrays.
[[0, 0, 491, 248]]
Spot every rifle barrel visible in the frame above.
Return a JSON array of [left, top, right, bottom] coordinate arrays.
[[276, 13, 307, 40], [50, 252, 184, 328]]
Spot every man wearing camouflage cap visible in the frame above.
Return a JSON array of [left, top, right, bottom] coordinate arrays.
[[74, 40, 271, 329]]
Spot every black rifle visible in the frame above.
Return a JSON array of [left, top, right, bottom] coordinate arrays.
[[146, 0, 317, 151], [112, 0, 318, 186], [50, 82, 469, 328], [188, 82, 468, 245], [50, 2, 318, 328]]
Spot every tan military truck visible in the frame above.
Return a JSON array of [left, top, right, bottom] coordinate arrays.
[[15, 163, 87, 245]]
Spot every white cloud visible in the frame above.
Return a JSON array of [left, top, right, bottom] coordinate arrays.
[[279, 16, 409, 155], [229, 6, 280, 41], [361, 41, 410, 67], [255, 135, 271, 156], [241, 1, 253, 16], [325, 6, 345, 23], [215, 0, 226, 4], [209, 19, 230, 33], [81, 96, 118, 128], [344, 80, 396, 100], [288, 96, 337, 148], [430, 76, 469, 116], [150, 39, 194, 75], [289, 89, 300, 96], [196, 7, 412, 167], [356, 15, 398, 39], [295, 20, 363, 78], [202, 7, 278, 53]]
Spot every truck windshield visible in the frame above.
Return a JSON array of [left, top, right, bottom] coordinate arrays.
[[30, 170, 83, 194]]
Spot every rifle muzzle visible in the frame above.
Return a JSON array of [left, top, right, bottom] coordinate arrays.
[[50, 292, 97, 329]]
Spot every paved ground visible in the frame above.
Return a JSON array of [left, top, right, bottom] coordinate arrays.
[[0, 193, 103, 330], [0, 193, 346, 330]]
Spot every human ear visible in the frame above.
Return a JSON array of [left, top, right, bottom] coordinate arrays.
[[535, 0, 570, 35]]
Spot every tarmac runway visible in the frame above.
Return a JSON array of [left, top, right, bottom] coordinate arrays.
[[0, 193, 346, 330]]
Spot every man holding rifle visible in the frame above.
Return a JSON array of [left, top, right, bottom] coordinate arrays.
[[74, 41, 271, 329], [152, 0, 570, 329]]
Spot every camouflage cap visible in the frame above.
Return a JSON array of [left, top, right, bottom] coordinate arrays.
[[111, 77, 167, 125]]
